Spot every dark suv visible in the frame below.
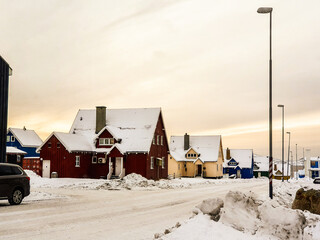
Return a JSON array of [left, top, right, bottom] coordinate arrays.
[[0, 163, 30, 205]]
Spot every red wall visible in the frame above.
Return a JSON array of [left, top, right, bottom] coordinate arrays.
[[40, 135, 92, 178], [146, 112, 169, 180]]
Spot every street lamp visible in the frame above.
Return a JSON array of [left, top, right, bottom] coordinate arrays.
[[278, 105, 284, 182], [286, 132, 291, 180], [257, 7, 273, 199]]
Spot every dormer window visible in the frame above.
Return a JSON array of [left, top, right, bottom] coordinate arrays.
[[187, 153, 197, 158], [11, 136, 15, 142], [6, 136, 10, 142], [99, 138, 114, 146]]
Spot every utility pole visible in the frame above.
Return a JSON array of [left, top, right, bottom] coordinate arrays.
[[296, 144, 298, 179]]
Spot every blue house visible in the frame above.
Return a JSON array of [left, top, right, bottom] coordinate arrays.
[[310, 157, 320, 179], [223, 148, 254, 179], [6, 127, 42, 158]]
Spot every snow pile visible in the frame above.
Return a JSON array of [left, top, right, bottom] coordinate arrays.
[[97, 173, 191, 190], [220, 191, 307, 239], [159, 181, 320, 240], [195, 198, 223, 221]]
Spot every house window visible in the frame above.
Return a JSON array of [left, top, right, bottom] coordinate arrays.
[[99, 138, 114, 146], [162, 157, 165, 169], [75, 156, 80, 167], [48, 142, 52, 148], [161, 136, 163, 146], [151, 157, 154, 169], [178, 163, 180, 170], [17, 155, 21, 163], [57, 142, 60, 148], [157, 135, 160, 145], [11, 136, 15, 142], [153, 135, 156, 145], [217, 165, 218, 171], [311, 161, 315, 167], [6, 136, 10, 142], [92, 156, 97, 164]]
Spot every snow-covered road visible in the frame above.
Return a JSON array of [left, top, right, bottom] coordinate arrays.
[[0, 180, 267, 240]]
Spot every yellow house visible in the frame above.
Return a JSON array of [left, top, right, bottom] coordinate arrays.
[[168, 134, 224, 178]]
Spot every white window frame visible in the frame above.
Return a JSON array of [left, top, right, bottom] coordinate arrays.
[[157, 135, 160, 145], [153, 135, 156, 145], [6, 136, 10, 142], [161, 136, 163, 146], [151, 157, 154, 169], [11, 136, 15, 142], [99, 138, 114, 146], [162, 157, 165, 169], [92, 156, 97, 164], [75, 156, 80, 167], [17, 155, 21, 163]]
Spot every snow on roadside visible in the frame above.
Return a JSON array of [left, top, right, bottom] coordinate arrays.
[[156, 178, 320, 240]]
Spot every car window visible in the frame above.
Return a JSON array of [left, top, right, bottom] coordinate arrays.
[[0, 165, 22, 176], [11, 167, 22, 175], [0, 165, 13, 176]]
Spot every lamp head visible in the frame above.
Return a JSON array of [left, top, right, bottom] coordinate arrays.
[[257, 7, 273, 14], [286, 132, 291, 134], [277, 104, 284, 108]]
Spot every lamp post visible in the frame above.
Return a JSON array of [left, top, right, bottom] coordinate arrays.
[[286, 132, 291, 181], [257, 7, 273, 199], [278, 105, 284, 182]]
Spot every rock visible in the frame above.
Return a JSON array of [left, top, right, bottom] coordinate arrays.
[[196, 198, 224, 221], [292, 188, 320, 215]]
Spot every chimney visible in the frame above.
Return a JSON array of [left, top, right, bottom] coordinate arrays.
[[96, 106, 106, 134], [226, 148, 231, 160], [184, 133, 189, 151]]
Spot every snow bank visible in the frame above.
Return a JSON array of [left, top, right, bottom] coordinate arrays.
[[160, 179, 320, 240]]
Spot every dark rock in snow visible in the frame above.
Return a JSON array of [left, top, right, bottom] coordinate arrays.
[[292, 188, 320, 215]]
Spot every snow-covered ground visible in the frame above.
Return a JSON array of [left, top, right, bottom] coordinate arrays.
[[156, 178, 320, 240], [1, 172, 319, 240]]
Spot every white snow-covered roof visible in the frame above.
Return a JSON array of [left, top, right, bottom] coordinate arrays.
[[254, 155, 269, 172], [38, 108, 162, 153], [223, 149, 253, 169], [70, 108, 161, 153], [9, 128, 43, 147], [6, 146, 27, 155], [169, 135, 221, 162], [310, 157, 320, 161]]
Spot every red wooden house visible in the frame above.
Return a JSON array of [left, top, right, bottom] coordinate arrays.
[[37, 107, 169, 180]]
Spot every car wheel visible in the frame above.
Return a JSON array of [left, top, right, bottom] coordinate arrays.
[[8, 189, 24, 205]]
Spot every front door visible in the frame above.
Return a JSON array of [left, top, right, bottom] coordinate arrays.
[[42, 160, 50, 178], [236, 169, 241, 178], [197, 165, 202, 176], [115, 157, 121, 176]]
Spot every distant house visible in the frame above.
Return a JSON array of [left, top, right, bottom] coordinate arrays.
[[223, 148, 254, 179], [253, 155, 269, 178], [168, 134, 224, 178], [309, 157, 320, 179], [6, 127, 43, 175], [37, 107, 169, 180], [6, 146, 27, 166], [6, 127, 42, 158], [273, 160, 291, 180]]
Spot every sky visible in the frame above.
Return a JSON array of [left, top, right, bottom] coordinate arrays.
[[1, 0, 320, 159]]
